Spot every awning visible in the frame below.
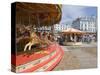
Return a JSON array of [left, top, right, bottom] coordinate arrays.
[[62, 28, 85, 34]]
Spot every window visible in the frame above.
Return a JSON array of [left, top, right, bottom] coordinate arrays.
[[85, 24, 87, 31]]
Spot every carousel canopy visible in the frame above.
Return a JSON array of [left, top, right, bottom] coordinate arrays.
[[62, 28, 85, 34], [16, 2, 62, 26]]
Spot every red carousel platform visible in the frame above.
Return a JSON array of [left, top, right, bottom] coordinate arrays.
[[11, 43, 64, 73]]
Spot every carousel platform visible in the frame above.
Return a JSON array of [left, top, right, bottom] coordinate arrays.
[[11, 43, 64, 73]]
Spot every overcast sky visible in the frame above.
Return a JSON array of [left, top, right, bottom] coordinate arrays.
[[60, 5, 97, 24]]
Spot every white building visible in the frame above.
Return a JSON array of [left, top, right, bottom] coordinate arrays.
[[54, 24, 71, 32], [72, 16, 97, 33], [54, 24, 61, 31]]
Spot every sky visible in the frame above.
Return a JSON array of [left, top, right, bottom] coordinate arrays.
[[60, 5, 97, 24]]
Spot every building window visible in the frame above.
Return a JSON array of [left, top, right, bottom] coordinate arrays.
[[85, 24, 87, 31], [80, 24, 83, 30]]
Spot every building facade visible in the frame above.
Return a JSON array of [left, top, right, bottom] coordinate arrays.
[[54, 24, 71, 32], [72, 16, 97, 33]]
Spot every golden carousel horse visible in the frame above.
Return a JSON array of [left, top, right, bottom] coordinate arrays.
[[24, 32, 41, 51], [24, 30, 53, 52]]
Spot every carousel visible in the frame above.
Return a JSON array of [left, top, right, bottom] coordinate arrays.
[[61, 28, 85, 45], [11, 2, 64, 72]]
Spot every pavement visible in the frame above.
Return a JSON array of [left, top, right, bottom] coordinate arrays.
[[53, 43, 97, 71]]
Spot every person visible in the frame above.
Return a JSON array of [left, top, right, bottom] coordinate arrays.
[[58, 36, 63, 45]]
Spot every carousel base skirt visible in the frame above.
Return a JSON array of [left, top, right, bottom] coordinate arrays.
[[11, 43, 64, 73], [63, 42, 82, 46]]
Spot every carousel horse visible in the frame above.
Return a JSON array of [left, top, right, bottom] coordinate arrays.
[[42, 32, 53, 45], [24, 32, 41, 51]]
